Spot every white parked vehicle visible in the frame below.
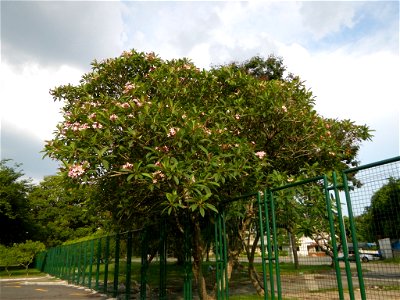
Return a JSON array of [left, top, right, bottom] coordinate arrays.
[[358, 250, 381, 262], [339, 250, 381, 262]]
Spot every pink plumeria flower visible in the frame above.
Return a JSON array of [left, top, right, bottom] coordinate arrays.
[[122, 162, 133, 170], [255, 151, 266, 159], [68, 164, 85, 178], [167, 127, 177, 137], [110, 114, 118, 121], [123, 82, 135, 94], [72, 122, 81, 131], [92, 122, 103, 129], [132, 98, 142, 107], [79, 123, 89, 131]]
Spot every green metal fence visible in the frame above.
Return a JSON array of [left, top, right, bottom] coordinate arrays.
[[36, 156, 400, 299], [342, 156, 400, 300]]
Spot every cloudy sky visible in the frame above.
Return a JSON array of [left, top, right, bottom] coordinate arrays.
[[1, 0, 399, 183]]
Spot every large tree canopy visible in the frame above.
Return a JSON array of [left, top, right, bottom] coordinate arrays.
[[44, 50, 372, 299], [45, 50, 371, 222]]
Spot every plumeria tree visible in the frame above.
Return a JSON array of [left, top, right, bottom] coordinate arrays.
[[45, 50, 371, 299]]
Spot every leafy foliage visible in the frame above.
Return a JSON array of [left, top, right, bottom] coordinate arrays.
[[0, 160, 33, 245], [44, 49, 371, 224], [0, 241, 45, 276], [28, 175, 104, 247], [14, 240, 46, 274], [367, 177, 400, 240]]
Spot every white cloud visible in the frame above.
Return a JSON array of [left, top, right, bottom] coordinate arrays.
[[0, 62, 82, 141], [281, 42, 399, 121], [188, 43, 211, 69], [299, 1, 360, 40], [2, 1, 126, 68]]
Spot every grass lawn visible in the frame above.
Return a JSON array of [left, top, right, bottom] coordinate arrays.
[[0, 266, 46, 278]]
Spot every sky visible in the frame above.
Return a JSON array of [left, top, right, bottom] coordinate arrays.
[[1, 0, 399, 184]]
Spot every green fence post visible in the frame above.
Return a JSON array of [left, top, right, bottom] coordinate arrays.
[[264, 190, 275, 300], [269, 190, 282, 300], [332, 171, 355, 300], [88, 239, 94, 289], [57, 247, 62, 276], [95, 238, 102, 291], [342, 172, 367, 300], [46, 249, 52, 275], [215, 212, 228, 300], [72, 244, 78, 284], [104, 235, 110, 294], [125, 232, 133, 300], [67, 245, 73, 283], [77, 242, 82, 285], [257, 192, 269, 300], [184, 213, 192, 300], [140, 228, 149, 300], [159, 219, 167, 300], [215, 213, 222, 299], [59, 246, 65, 279], [222, 211, 229, 299], [113, 234, 120, 298], [323, 175, 344, 300], [82, 241, 88, 286]]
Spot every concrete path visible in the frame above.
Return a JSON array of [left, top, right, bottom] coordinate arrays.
[[0, 275, 109, 300]]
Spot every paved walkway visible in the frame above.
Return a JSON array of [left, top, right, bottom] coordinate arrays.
[[0, 275, 109, 300]]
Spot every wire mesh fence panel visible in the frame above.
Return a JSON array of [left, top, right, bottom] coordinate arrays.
[[268, 176, 345, 300], [34, 157, 399, 299], [343, 157, 400, 300]]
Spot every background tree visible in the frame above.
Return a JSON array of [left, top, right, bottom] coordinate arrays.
[[44, 50, 371, 299], [28, 175, 104, 247], [366, 177, 400, 240], [0, 160, 33, 245], [230, 54, 286, 80], [0, 244, 16, 276], [14, 240, 46, 275]]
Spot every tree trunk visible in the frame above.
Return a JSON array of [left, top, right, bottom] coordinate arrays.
[[246, 231, 265, 296], [192, 221, 214, 300], [248, 264, 264, 296], [289, 229, 299, 269]]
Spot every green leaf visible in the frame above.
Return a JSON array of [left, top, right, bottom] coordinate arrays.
[[205, 203, 219, 213], [141, 173, 153, 179], [102, 159, 109, 170], [199, 207, 205, 217], [198, 145, 208, 156]]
